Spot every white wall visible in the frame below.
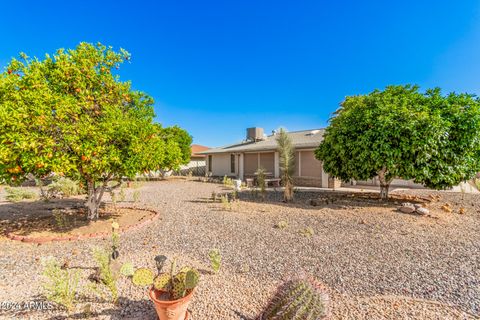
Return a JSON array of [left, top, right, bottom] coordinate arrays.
[[207, 154, 235, 177]]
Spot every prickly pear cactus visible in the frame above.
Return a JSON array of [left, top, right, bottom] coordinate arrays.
[[172, 272, 186, 299], [256, 277, 330, 320], [132, 268, 154, 287], [153, 273, 171, 291], [185, 269, 200, 290]]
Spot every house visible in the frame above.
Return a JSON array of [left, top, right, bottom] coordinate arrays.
[[200, 127, 341, 188], [176, 144, 210, 176]]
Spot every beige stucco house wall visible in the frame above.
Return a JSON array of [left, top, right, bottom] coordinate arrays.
[[202, 128, 334, 188]]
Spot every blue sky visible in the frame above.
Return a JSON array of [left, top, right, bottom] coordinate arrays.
[[1, 1, 480, 146]]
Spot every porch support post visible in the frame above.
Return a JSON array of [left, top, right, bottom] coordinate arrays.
[[239, 153, 244, 180], [274, 151, 280, 178]]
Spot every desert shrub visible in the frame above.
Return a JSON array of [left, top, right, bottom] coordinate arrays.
[[92, 248, 119, 303], [255, 168, 267, 199], [208, 249, 221, 273], [41, 257, 80, 311], [300, 227, 315, 237], [220, 194, 231, 211], [211, 191, 217, 202], [50, 177, 82, 197], [223, 175, 233, 187], [275, 220, 288, 229], [5, 187, 37, 202], [53, 209, 68, 229]]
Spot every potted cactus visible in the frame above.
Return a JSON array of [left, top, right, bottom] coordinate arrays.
[[131, 256, 199, 320]]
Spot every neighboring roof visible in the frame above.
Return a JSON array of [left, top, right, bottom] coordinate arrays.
[[199, 129, 325, 154], [191, 144, 210, 157]]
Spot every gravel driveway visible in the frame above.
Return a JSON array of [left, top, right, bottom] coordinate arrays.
[[0, 180, 478, 319]]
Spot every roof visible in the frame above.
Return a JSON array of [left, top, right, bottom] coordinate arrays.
[[191, 144, 210, 157], [199, 129, 325, 154]]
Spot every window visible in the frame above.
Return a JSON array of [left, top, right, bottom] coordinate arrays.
[[230, 154, 235, 173], [208, 155, 212, 172]]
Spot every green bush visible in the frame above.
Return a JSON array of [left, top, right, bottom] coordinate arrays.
[[5, 187, 38, 202], [49, 177, 83, 197], [41, 257, 80, 311]]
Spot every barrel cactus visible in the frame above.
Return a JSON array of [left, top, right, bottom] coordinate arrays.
[[256, 277, 330, 320]]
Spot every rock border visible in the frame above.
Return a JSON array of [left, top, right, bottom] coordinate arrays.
[[5, 206, 160, 244]]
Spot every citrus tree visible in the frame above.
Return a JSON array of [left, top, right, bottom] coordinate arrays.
[[158, 125, 192, 173], [0, 43, 187, 219], [315, 85, 480, 199]]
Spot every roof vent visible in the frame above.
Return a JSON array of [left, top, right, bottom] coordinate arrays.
[[246, 127, 264, 142], [306, 129, 320, 136]]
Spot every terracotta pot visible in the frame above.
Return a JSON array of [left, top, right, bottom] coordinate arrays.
[[148, 287, 194, 320]]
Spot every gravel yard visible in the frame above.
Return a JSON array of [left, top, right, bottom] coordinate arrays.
[[0, 180, 479, 319]]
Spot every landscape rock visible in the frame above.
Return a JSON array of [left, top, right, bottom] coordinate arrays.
[[416, 207, 429, 215], [399, 203, 416, 213]]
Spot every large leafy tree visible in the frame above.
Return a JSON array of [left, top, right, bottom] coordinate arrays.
[[0, 43, 187, 219], [158, 125, 192, 172], [315, 85, 480, 199]]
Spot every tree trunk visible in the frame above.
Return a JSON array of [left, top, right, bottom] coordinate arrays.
[[86, 181, 106, 220], [378, 167, 391, 201], [284, 180, 294, 202]]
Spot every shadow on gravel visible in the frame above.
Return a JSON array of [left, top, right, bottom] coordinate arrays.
[[0, 198, 115, 236], [190, 189, 429, 212], [44, 297, 156, 320]]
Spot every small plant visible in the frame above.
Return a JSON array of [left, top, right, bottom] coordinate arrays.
[[132, 190, 141, 202], [255, 168, 267, 200], [90, 221, 121, 303], [223, 175, 233, 188], [120, 262, 135, 277], [118, 186, 126, 202], [211, 191, 217, 202], [92, 248, 120, 303], [275, 220, 288, 229], [300, 227, 315, 237], [220, 194, 232, 211], [49, 177, 83, 197], [53, 209, 68, 229], [41, 257, 80, 311], [256, 276, 330, 319], [5, 187, 37, 202], [208, 249, 221, 273], [131, 257, 200, 300]]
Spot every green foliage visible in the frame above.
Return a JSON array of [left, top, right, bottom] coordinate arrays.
[[255, 167, 267, 198], [92, 248, 119, 303], [0, 43, 189, 219], [208, 249, 221, 274], [276, 128, 295, 202], [52, 209, 68, 229], [41, 257, 80, 311], [120, 262, 134, 277], [257, 277, 329, 320], [220, 194, 231, 210], [132, 268, 154, 286], [4, 187, 37, 202], [158, 125, 193, 171], [316, 85, 480, 199], [51, 177, 83, 197], [223, 175, 233, 187]]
